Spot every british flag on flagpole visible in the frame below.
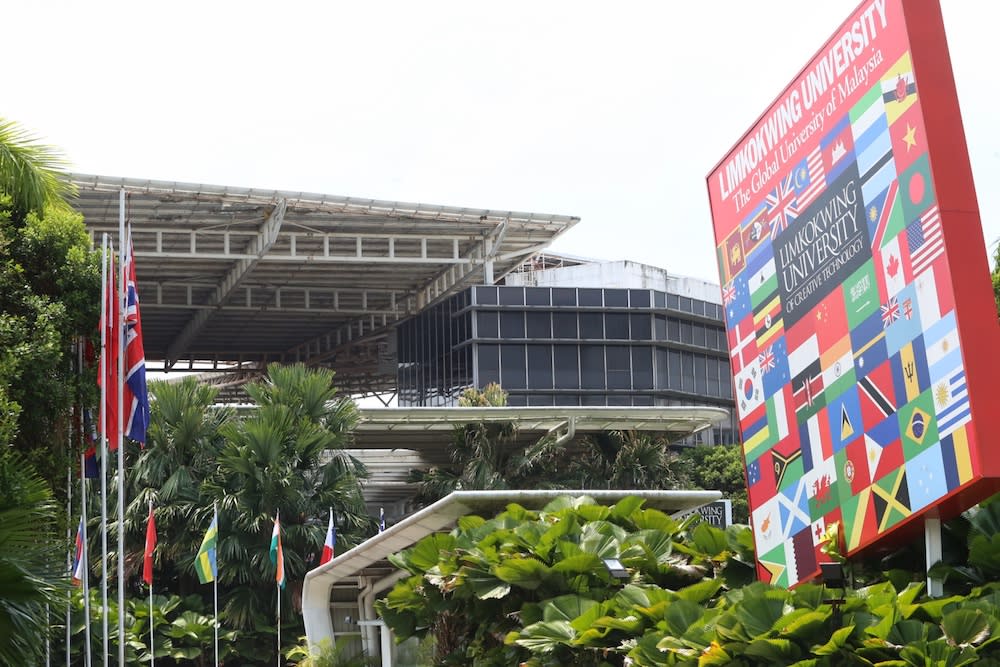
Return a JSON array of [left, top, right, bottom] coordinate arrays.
[[123, 225, 150, 444]]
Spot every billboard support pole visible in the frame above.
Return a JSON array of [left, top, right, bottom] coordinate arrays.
[[925, 518, 943, 597]]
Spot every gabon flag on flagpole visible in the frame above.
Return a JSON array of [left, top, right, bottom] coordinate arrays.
[[320, 509, 336, 565], [270, 512, 286, 589], [143, 503, 157, 586]]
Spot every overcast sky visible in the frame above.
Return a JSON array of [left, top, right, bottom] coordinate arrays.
[[5, 1, 997, 284]]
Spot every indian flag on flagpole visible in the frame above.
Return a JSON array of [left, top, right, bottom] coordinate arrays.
[[270, 512, 285, 589]]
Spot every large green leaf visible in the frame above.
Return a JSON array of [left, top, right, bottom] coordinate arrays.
[[551, 553, 603, 576], [539, 594, 599, 623], [661, 599, 704, 637], [744, 637, 801, 662], [941, 609, 991, 647], [734, 588, 789, 638], [512, 620, 576, 653], [810, 624, 854, 655], [404, 533, 456, 572], [494, 557, 551, 590], [675, 578, 723, 604], [690, 522, 728, 557]]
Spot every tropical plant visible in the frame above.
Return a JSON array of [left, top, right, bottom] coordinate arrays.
[[567, 430, 689, 491], [286, 636, 377, 667], [676, 443, 749, 523], [0, 449, 68, 665], [0, 117, 74, 217], [203, 364, 370, 636], [378, 493, 1000, 666], [377, 494, 754, 665]]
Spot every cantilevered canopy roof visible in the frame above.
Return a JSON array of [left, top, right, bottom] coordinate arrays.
[[352, 405, 730, 506], [70, 174, 578, 394]]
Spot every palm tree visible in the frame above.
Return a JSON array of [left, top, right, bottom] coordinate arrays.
[[0, 450, 67, 665], [410, 384, 568, 504], [567, 430, 688, 490], [124, 378, 233, 588], [204, 364, 369, 631], [0, 117, 74, 217]]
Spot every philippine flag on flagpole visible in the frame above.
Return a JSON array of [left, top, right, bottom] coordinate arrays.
[[123, 224, 150, 444], [320, 509, 336, 565]]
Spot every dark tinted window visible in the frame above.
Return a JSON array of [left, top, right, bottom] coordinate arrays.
[[580, 313, 603, 339], [552, 288, 576, 306], [553, 346, 579, 388], [630, 289, 651, 307], [605, 313, 629, 339], [580, 345, 605, 389], [579, 288, 603, 306], [500, 344, 526, 389], [605, 289, 628, 307], [632, 347, 653, 390], [476, 286, 498, 305], [499, 287, 524, 305], [526, 312, 551, 339], [552, 312, 577, 339], [527, 346, 553, 389], [500, 311, 525, 338], [525, 288, 550, 306], [479, 344, 499, 386], [607, 346, 630, 390], [477, 312, 499, 338]]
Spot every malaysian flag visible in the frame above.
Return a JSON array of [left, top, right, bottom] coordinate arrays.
[[907, 206, 943, 276], [766, 174, 798, 239], [794, 147, 825, 210], [123, 226, 150, 444]]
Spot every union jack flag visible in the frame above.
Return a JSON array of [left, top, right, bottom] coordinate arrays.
[[722, 281, 736, 306], [758, 346, 776, 372], [880, 296, 900, 328], [766, 174, 798, 239], [123, 225, 150, 444]]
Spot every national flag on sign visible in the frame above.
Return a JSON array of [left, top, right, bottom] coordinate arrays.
[[320, 509, 337, 565], [881, 52, 918, 125], [71, 516, 85, 586], [766, 173, 799, 239], [820, 114, 855, 183], [379, 507, 386, 533], [722, 281, 736, 307], [740, 202, 770, 261], [793, 147, 825, 210], [907, 206, 943, 276], [850, 84, 896, 206], [866, 179, 901, 251], [270, 512, 286, 589], [880, 297, 900, 328], [143, 504, 157, 586], [728, 314, 758, 375], [123, 226, 150, 444], [934, 369, 971, 438]]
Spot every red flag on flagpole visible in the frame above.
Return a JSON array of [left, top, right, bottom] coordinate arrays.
[[143, 503, 156, 586], [98, 246, 121, 449]]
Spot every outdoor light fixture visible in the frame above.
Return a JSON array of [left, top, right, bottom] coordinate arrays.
[[602, 557, 629, 580]]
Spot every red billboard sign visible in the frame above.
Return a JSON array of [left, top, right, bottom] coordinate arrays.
[[707, 0, 1000, 587]]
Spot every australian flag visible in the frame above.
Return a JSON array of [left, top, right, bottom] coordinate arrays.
[[123, 225, 150, 444]]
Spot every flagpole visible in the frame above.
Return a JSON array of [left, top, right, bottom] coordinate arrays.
[[81, 451, 92, 667], [213, 501, 219, 667], [99, 233, 110, 667], [148, 500, 154, 667], [276, 582, 281, 667], [117, 188, 127, 667], [65, 431, 72, 667]]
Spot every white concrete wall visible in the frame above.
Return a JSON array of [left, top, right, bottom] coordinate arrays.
[[506, 260, 722, 305]]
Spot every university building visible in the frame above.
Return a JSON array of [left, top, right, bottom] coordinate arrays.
[[396, 253, 737, 444]]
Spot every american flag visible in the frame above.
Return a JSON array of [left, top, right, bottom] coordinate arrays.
[[907, 205, 943, 275], [880, 296, 900, 328], [766, 174, 799, 239], [123, 226, 150, 444], [795, 147, 825, 210]]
